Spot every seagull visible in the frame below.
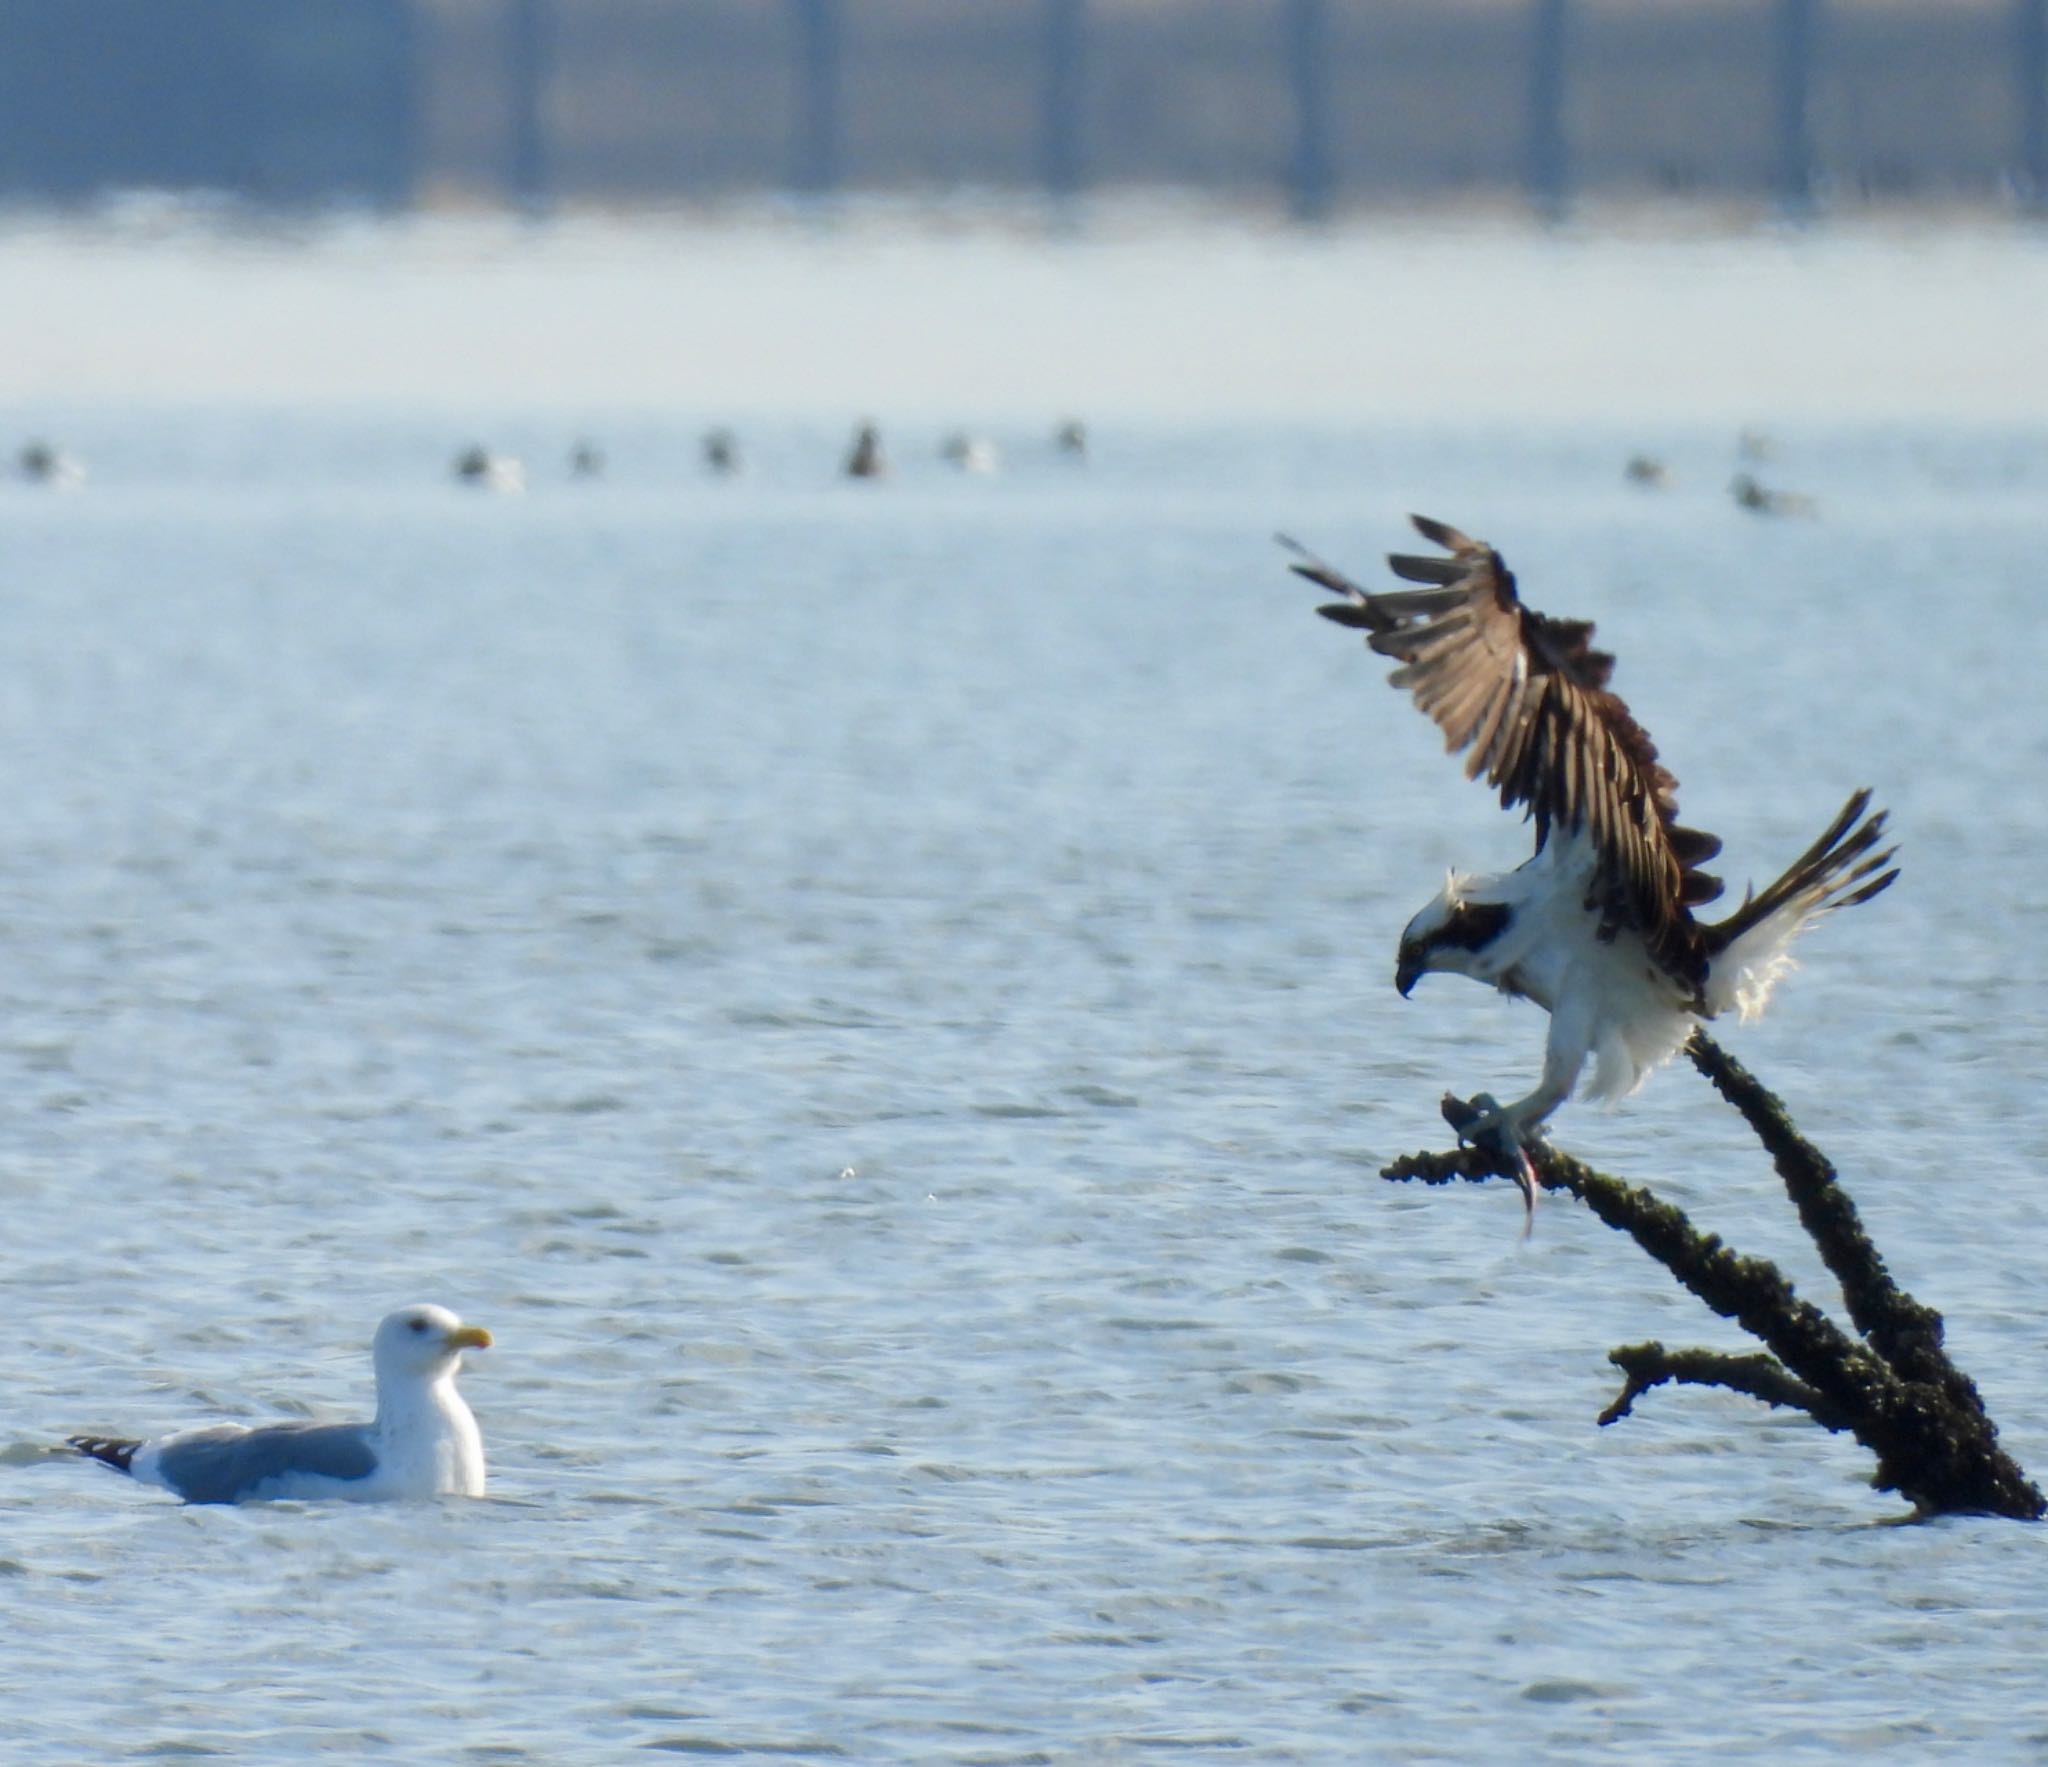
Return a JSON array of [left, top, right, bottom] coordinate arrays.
[[18, 440, 85, 488], [67, 1305, 492, 1504], [1288, 515, 1896, 1213], [844, 422, 888, 480], [940, 432, 1001, 474], [1730, 473, 1816, 518], [702, 428, 743, 476], [453, 445, 525, 493]]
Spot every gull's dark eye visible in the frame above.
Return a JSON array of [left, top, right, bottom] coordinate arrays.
[[408, 1317, 428, 1334]]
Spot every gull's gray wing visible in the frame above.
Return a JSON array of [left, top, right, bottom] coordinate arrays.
[[155, 1421, 378, 1504]]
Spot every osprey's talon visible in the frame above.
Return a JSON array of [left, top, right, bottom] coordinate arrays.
[[1455, 1096, 1520, 1152], [1448, 1094, 1542, 1223]]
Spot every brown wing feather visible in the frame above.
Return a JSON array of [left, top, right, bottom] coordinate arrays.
[[1292, 515, 1723, 987]]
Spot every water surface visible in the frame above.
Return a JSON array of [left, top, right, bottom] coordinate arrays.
[[3, 220, 2048, 1762]]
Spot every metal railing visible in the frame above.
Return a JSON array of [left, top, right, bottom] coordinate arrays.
[[2, 0, 2043, 215]]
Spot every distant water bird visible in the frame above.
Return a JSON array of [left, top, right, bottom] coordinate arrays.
[[702, 428, 742, 476], [1054, 419, 1089, 459], [1623, 454, 1669, 488], [568, 439, 606, 478], [1730, 473, 1816, 518], [844, 423, 888, 480], [1286, 515, 1895, 1217], [453, 445, 525, 493], [1737, 429, 1777, 464], [66, 1304, 492, 1505], [940, 432, 1000, 474], [18, 439, 84, 487]]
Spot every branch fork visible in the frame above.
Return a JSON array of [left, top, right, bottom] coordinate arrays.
[[1383, 1033, 2042, 1520]]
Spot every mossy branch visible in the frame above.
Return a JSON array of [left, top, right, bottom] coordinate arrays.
[[1382, 1034, 2043, 1520], [1598, 1341, 1852, 1431], [1684, 1034, 1952, 1388]]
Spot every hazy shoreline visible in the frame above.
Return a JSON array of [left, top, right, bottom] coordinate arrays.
[[3, 200, 2044, 424]]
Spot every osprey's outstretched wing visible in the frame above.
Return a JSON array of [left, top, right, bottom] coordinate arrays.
[[1285, 514, 1726, 985]]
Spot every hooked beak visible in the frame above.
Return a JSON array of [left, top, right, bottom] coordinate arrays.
[[1395, 949, 1423, 998], [446, 1324, 493, 1351]]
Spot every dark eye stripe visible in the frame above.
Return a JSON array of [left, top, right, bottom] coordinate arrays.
[[1439, 901, 1511, 950]]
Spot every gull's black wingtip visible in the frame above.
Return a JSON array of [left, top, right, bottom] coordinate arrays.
[[67, 1435, 141, 1474]]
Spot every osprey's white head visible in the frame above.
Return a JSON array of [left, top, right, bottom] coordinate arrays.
[[1394, 871, 1516, 997]]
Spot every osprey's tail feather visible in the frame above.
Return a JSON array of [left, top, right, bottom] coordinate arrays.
[[67, 1435, 142, 1475], [1703, 790, 1898, 1021]]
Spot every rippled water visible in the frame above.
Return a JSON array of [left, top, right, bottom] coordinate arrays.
[[4, 374, 2048, 1754]]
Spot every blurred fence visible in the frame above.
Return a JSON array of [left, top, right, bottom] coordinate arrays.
[[0, 0, 418, 205], [2, 0, 2043, 214]]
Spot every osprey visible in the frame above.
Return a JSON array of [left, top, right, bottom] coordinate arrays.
[[1290, 515, 1897, 1206]]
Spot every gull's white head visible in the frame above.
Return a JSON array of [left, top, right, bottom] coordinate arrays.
[[1394, 870, 1516, 996], [372, 1304, 493, 1384]]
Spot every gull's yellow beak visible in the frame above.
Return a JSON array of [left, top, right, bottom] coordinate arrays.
[[446, 1324, 493, 1351]]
